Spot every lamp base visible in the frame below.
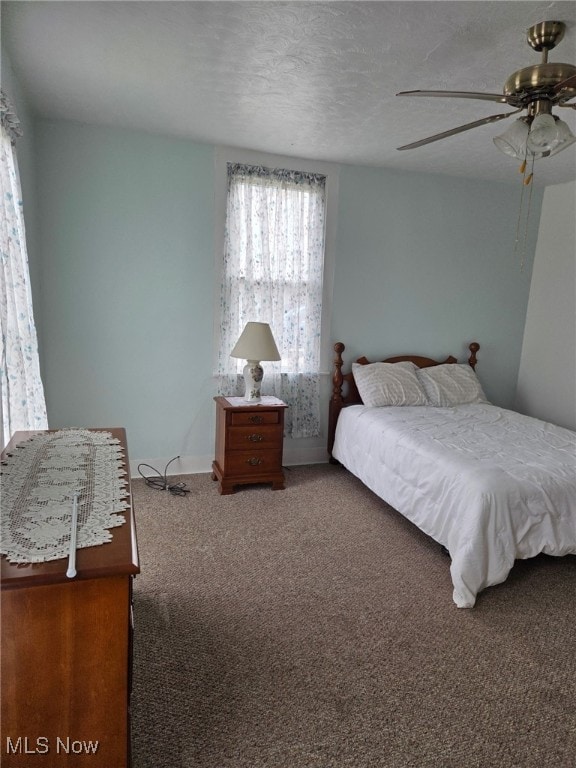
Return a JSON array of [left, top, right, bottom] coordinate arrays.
[[242, 361, 263, 402]]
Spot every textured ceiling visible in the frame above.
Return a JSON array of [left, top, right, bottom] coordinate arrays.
[[2, 1, 576, 186]]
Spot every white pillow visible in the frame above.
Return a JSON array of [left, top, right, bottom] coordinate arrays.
[[416, 364, 488, 407], [352, 361, 429, 407]]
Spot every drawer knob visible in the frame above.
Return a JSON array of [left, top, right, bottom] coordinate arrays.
[[247, 433, 263, 442], [249, 415, 263, 424], [247, 457, 263, 466]]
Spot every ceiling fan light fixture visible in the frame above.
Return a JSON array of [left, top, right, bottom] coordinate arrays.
[[527, 112, 560, 153], [547, 118, 576, 156], [493, 118, 530, 159]]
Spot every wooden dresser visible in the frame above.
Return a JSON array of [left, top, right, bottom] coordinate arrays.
[[0, 428, 139, 768], [212, 396, 287, 494]]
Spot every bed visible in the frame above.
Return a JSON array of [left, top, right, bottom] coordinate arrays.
[[328, 341, 576, 608]]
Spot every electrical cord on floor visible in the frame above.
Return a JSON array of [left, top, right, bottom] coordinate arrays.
[[137, 456, 190, 496]]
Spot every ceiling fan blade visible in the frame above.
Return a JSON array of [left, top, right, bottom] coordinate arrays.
[[554, 74, 576, 94], [397, 109, 522, 151], [397, 89, 510, 104]]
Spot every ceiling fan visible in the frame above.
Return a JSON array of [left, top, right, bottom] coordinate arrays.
[[396, 20, 576, 158]]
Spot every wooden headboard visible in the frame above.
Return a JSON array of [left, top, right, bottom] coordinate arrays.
[[327, 341, 480, 460]]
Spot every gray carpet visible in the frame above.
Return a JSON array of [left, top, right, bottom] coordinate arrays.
[[130, 464, 576, 768]]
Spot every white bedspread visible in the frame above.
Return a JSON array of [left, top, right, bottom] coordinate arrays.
[[332, 404, 576, 608]]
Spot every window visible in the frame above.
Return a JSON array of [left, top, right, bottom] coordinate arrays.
[[215, 162, 327, 438]]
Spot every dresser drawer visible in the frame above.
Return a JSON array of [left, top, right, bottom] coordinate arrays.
[[231, 410, 280, 426], [227, 425, 283, 449], [224, 449, 283, 476]]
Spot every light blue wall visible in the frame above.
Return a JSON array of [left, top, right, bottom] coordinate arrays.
[[35, 120, 215, 464], [332, 165, 542, 406], [32, 118, 542, 467]]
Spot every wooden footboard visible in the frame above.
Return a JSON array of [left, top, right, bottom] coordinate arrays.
[[328, 341, 480, 460]]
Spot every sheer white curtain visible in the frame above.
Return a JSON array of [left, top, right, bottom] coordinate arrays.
[[0, 91, 48, 447], [215, 163, 326, 438]]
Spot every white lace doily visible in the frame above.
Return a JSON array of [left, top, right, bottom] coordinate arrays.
[[1, 429, 130, 564]]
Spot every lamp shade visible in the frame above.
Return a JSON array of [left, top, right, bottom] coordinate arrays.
[[493, 118, 530, 160], [527, 113, 560, 154], [230, 322, 281, 362], [548, 118, 576, 157]]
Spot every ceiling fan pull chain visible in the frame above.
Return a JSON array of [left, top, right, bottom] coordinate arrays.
[[520, 157, 536, 271], [513, 153, 529, 256]]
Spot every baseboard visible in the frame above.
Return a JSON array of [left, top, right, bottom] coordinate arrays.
[[129, 454, 214, 479], [129, 446, 329, 479]]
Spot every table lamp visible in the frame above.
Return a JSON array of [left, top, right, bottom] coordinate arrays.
[[230, 322, 281, 403]]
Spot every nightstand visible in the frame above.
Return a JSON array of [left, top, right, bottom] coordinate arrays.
[[212, 396, 288, 495]]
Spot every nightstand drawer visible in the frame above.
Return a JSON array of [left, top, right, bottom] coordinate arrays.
[[231, 410, 280, 426], [227, 425, 283, 449], [225, 449, 282, 475]]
